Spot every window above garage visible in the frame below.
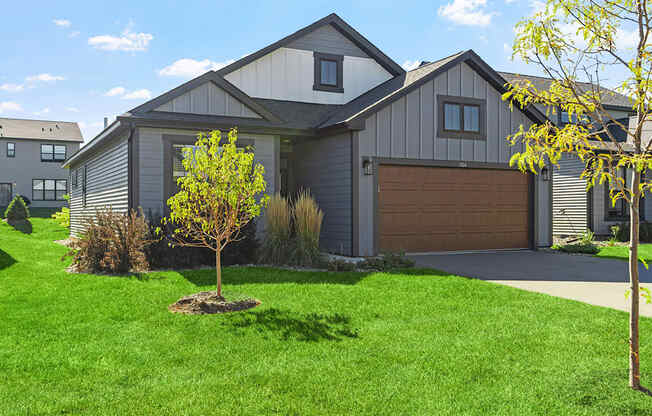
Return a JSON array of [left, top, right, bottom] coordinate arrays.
[[313, 52, 344, 93], [437, 95, 487, 140]]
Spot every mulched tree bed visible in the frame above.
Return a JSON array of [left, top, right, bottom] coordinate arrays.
[[168, 291, 260, 315]]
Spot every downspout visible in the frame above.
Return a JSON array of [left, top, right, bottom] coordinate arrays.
[[127, 123, 136, 211]]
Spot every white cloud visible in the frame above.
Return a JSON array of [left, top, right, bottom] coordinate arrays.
[[479, 34, 489, 43], [158, 58, 235, 78], [401, 60, 422, 71], [438, 0, 497, 26], [26, 73, 65, 82], [121, 89, 151, 100], [69, 31, 80, 38], [66, 107, 80, 112], [34, 108, 51, 116], [104, 86, 126, 97], [505, 0, 518, 3], [88, 27, 153, 52], [0, 83, 24, 92], [615, 28, 638, 50], [53, 19, 71, 28], [0, 101, 23, 113], [504, 42, 512, 54]]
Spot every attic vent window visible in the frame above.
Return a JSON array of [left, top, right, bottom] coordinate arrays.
[[313, 52, 343, 93]]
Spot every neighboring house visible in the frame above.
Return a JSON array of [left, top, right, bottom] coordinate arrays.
[[0, 117, 82, 211], [499, 72, 641, 237], [63, 13, 553, 255]]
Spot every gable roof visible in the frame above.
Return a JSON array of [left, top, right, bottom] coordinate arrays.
[[497, 71, 632, 111], [216, 13, 405, 78], [0, 117, 83, 142], [318, 50, 548, 130], [124, 71, 282, 123]]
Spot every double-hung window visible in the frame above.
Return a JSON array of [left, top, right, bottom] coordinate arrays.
[[437, 95, 486, 140], [7, 142, 15, 157], [604, 167, 645, 220], [41, 144, 66, 162], [32, 179, 67, 201]]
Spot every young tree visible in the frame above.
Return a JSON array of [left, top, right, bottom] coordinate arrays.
[[164, 129, 269, 297], [503, 0, 652, 391]]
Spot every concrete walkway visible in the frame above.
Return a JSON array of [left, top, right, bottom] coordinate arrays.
[[410, 250, 652, 317]]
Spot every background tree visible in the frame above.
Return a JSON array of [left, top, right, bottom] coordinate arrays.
[[504, 0, 652, 391], [164, 129, 269, 298]]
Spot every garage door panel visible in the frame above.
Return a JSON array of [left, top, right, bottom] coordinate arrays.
[[378, 165, 530, 252]]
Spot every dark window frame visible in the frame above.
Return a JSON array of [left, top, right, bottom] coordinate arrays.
[[7, 142, 15, 158], [437, 95, 487, 140], [604, 167, 645, 221], [82, 165, 87, 207], [40, 144, 67, 162], [71, 168, 78, 189], [313, 52, 344, 93], [32, 179, 67, 201]]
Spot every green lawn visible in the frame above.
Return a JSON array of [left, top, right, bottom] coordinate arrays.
[[1, 219, 652, 415], [597, 244, 652, 263]]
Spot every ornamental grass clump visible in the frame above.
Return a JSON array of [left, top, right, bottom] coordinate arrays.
[[66, 208, 151, 274], [259, 193, 292, 264], [292, 189, 324, 267]]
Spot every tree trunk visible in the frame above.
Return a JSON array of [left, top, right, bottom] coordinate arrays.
[[629, 169, 642, 390], [216, 248, 222, 298]]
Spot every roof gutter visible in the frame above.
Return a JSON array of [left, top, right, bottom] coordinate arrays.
[[62, 120, 123, 168]]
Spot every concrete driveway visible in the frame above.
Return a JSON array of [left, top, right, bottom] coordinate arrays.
[[410, 250, 652, 316]]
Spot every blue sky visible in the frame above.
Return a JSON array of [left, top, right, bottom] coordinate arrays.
[[0, 0, 574, 142]]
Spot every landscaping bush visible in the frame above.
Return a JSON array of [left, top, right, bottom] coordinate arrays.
[[551, 242, 600, 254], [51, 194, 70, 228], [358, 252, 415, 271], [259, 193, 293, 265], [66, 208, 151, 274], [146, 216, 258, 269], [325, 259, 357, 272], [4, 195, 29, 222], [612, 221, 652, 243], [291, 190, 324, 267]]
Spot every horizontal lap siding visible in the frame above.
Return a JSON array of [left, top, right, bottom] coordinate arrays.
[[69, 136, 129, 236], [552, 155, 588, 236], [293, 133, 352, 255]]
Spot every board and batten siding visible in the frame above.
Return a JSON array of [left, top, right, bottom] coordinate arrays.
[[136, 127, 279, 234], [154, 81, 261, 118], [293, 133, 352, 255], [224, 47, 392, 105], [552, 155, 589, 236], [286, 24, 369, 58], [69, 135, 129, 236], [354, 62, 552, 255]]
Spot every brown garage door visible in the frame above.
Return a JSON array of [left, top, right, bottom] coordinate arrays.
[[378, 165, 531, 252]]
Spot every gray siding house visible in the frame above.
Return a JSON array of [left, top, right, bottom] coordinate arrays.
[[497, 73, 639, 237], [63, 13, 553, 255], [0, 117, 82, 211]]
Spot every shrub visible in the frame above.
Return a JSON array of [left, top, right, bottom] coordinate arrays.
[[552, 242, 600, 254], [358, 252, 415, 271], [259, 193, 293, 265], [66, 208, 151, 274], [292, 190, 324, 267], [51, 195, 70, 228], [4, 195, 29, 222], [146, 216, 258, 269], [612, 221, 652, 243], [579, 229, 594, 245], [325, 259, 357, 272]]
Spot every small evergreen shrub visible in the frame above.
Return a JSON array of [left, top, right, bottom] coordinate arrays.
[[358, 252, 415, 271], [4, 195, 29, 221], [612, 222, 652, 243], [146, 216, 258, 269], [259, 193, 293, 265], [66, 208, 151, 274], [552, 242, 599, 254], [291, 190, 324, 267], [325, 259, 357, 272]]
